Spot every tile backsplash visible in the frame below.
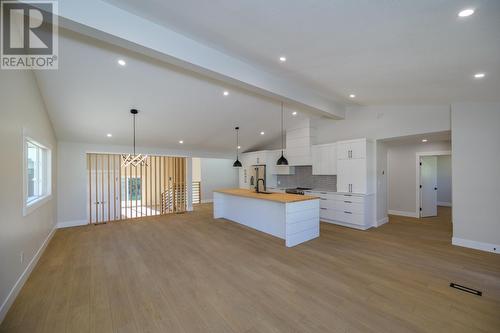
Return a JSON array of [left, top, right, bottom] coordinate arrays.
[[277, 166, 337, 191]]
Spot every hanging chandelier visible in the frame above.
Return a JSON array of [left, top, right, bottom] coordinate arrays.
[[121, 109, 148, 167]]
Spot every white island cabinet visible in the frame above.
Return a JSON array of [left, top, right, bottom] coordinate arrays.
[[214, 189, 320, 247]]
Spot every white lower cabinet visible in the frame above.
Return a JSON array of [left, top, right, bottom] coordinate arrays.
[[305, 190, 374, 230]]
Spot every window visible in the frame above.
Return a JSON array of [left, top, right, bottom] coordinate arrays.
[[24, 137, 51, 215]]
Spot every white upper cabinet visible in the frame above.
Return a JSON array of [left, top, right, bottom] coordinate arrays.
[[312, 143, 337, 175], [241, 150, 294, 178], [242, 151, 267, 165], [338, 139, 366, 160], [268, 150, 295, 175]]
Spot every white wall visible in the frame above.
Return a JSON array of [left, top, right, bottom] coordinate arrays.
[[387, 141, 451, 215], [200, 158, 239, 203], [452, 103, 500, 252], [375, 141, 388, 224], [192, 157, 201, 181], [0, 71, 57, 321], [315, 105, 451, 143], [437, 155, 452, 206]]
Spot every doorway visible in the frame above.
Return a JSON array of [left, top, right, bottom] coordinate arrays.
[[417, 151, 451, 218]]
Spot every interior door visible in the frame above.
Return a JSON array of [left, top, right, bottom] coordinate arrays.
[[420, 156, 438, 217]]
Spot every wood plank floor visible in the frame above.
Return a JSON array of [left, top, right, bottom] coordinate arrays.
[[2, 205, 499, 332]]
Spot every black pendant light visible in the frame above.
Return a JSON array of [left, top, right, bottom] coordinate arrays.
[[233, 126, 242, 167], [276, 102, 289, 165]]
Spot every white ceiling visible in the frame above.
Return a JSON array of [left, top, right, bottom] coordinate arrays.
[[102, 0, 500, 105], [36, 30, 312, 154]]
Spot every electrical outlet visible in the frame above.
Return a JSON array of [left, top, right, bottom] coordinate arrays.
[[20, 251, 24, 264]]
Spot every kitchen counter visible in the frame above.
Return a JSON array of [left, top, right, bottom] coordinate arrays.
[[213, 188, 320, 247], [214, 188, 318, 203]]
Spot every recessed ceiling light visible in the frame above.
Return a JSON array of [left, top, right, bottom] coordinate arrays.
[[422, 139, 428, 143], [279, 56, 287, 62], [106, 133, 112, 138], [260, 131, 265, 135], [349, 94, 356, 98], [223, 91, 229, 96], [292, 111, 297, 116], [178, 140, 184, 144], [117, 59, 126, 66], [237, 145, 241, 149], [474, 72, 485, 79], [458, 8, 474, 17]]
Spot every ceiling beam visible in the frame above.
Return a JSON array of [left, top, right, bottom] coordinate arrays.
[[44, 0, 345, 119]]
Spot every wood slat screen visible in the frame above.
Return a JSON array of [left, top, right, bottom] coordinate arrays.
[[192, 181, 201, 204], [87, 154, 187, 224]]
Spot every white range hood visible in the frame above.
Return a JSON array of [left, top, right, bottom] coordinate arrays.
[[285, 118, 316, 166]]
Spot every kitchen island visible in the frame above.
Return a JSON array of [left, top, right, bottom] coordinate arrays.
[[213, 189, 320, 247]]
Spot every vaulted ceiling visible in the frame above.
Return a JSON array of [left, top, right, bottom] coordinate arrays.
[[35, 30, 311, 155], [34, 0, 500, 155], [103, 0, 500, 104]]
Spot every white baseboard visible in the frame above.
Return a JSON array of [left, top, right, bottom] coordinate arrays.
[[376, 217, 389, 227], [56, 219, 87, 229], [201, 199, 213, 204], [452, 237, 499, 254], [437, 202, 452, 207], [388, 210, 419, 218], [0, 227, 56, 323]]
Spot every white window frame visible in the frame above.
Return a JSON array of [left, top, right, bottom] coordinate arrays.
[[23, 135, 52, 216]]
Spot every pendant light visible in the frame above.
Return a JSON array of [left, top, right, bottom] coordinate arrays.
[[233, 126, 242, 167], [276, 102, 289, 165], [121, 109, 148, 167]]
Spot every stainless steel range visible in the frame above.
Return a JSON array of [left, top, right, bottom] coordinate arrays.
[[285, 187, 312, 195]]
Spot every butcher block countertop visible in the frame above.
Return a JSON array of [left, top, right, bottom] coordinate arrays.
[[214, 188, 319, 203]]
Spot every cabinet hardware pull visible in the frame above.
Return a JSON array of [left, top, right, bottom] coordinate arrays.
[[320, 208, 327, 210], [320, 192, 327, 194], [320, 198, 327, 200], [344, 194, 352, 197], [344, 211, 352, 214], [344, 201, 352, 203]]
